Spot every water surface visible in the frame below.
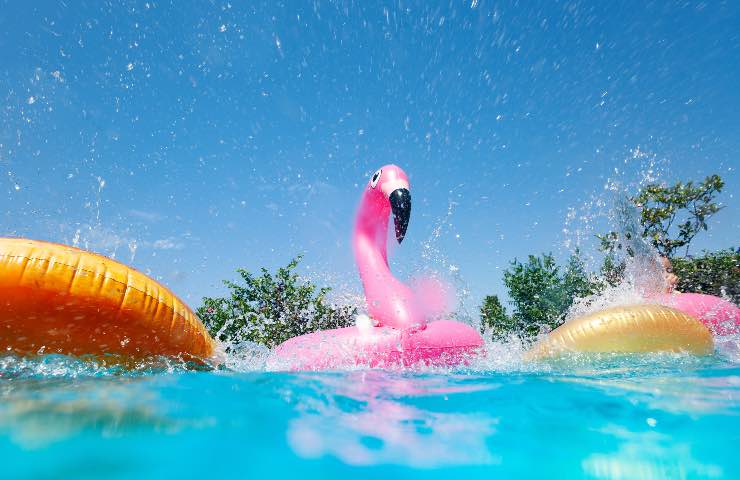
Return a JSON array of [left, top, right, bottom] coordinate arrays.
[[2, 347, 738, 479]]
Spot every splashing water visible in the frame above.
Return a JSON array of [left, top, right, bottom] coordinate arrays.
[[566, 193, 667, 320], [559, 148, 688, 322], [415, 194, 481, 329]]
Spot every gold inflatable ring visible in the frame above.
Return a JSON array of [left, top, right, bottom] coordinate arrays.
[[525, 304, 714, 360]]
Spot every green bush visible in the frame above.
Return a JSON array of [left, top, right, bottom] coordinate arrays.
[[488, 251, 601, 339], [479, 294, 516, 339], [197, 256, 356, 349], [672, 249, 739, 304]]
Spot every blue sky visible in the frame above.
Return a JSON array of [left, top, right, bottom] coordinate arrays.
[[1, 1, 738, 315]]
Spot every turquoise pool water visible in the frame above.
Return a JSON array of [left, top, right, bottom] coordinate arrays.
[[2, 346, 739, 479]]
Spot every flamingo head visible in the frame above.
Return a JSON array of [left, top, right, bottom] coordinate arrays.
[[367, 164, 411, 243]]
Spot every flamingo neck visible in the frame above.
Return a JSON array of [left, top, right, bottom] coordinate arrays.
[[353, 191, 392, 281], [352, 188, 420, 330]]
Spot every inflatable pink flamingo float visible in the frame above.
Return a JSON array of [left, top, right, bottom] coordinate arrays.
[[270, 165, 484, 370], [658, 292, 739, 336]]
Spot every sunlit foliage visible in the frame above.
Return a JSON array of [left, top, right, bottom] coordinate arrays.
[[197, 256, 356, 349], [672, 249, 740, 304], [598, 175, 725, 257], [489, 251, 601, 338], [479, 294, 515, 339]]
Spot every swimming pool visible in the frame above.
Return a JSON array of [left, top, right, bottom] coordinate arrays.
[[2, 344, 738, 479], [3, 0, 739, 477]]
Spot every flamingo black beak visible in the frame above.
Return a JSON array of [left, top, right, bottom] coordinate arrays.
[[389, 188, 411, 243]]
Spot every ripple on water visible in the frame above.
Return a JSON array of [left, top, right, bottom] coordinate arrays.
[[0, 344, 738, 478]]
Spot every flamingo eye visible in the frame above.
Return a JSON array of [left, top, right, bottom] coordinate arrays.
[[370, 169, 382, 188]]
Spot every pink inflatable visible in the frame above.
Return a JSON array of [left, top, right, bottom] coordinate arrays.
[[271, 320, 484, 370], [658, 292, 740, 336], [271, 165, 483, 370]]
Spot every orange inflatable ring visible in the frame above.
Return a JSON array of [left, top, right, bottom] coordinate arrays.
[[0, 238, 216, 362]]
